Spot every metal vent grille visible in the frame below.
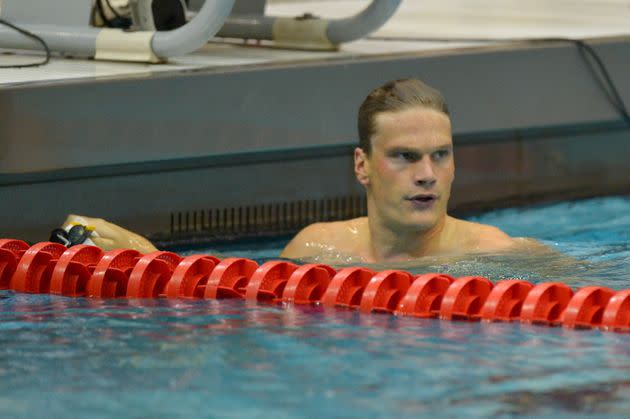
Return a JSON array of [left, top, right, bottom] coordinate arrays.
[[166, 195, 367, 242]]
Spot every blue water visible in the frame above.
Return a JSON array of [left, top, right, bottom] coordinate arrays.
[[186, 195, 630, 289], [1, 196, 630, 418]]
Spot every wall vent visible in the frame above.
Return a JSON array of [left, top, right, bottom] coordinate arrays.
[[155, 195, 367, 246]]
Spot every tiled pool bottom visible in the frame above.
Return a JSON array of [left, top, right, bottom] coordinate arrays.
[[1, 196, 629, 417]]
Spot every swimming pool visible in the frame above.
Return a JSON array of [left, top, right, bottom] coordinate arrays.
[[183, 195, 630, 289], [1, 196, 629, 417]]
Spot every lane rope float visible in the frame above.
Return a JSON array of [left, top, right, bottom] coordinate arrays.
[[1, 239, 628, 333]]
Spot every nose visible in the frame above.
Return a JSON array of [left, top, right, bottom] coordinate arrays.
[[413, 156, 437, 188]]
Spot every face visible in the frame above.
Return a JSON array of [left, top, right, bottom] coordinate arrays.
[[354, 107, 454, 233]]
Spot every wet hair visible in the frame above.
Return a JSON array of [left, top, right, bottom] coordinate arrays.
[[357, 79, 450, 154]]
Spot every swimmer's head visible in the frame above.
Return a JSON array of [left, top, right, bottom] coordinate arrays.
[[357, 79, 449, 155], [354, 79, 454, 233]]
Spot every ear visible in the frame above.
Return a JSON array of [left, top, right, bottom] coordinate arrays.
[[354, 147, 370, 186]]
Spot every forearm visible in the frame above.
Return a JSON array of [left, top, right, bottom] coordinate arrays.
[[95, 231, 158, 254], [63, 214, 158, 253]]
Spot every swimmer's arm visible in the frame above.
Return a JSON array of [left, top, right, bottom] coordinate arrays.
[[280, 223, 328, 259], [63, 214, 158, 253]]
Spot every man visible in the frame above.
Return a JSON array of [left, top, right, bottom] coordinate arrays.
[[280, 78, 525, 263], [64, 79, 531, 263]]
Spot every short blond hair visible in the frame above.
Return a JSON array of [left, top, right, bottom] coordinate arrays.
[[357, 79, 449, 154]]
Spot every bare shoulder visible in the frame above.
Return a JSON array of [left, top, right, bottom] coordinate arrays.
[[451, 217, 548, 253], [450, 218, 516, 252], [280, 218, 365, 259]]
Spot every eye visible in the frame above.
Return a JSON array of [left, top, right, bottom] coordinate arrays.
[[432, 149, 451, 161], [391, 151, 419, 162]]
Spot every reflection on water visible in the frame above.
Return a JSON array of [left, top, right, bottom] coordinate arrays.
[[362, 248, 625, 289], [496, 380, 630, 415], [2, 295, 630, 417], [462, 196, 630, 288]]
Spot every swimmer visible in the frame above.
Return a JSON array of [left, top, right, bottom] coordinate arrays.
[[62, 79, 544, 263], [280, 79, 544, 263]]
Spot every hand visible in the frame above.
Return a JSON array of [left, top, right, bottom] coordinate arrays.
[[62, 214, 158, 253]]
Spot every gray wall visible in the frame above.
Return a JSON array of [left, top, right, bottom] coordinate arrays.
[[1, 37, 629, 242]]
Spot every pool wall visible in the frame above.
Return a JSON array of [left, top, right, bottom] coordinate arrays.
[[1, 37, 629, 241]]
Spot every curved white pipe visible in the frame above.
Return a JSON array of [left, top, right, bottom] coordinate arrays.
[[0, 0, 235, 62], [151, 0, 235, 58], [216, 0, 401, 46], [327, 0, 401, 44]]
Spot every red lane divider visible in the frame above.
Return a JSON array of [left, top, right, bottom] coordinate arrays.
[[0, 239, 29, 255], [521, 282, 573, 326], [127, 251, 182, 298], [246, 261, 299, 302], [3, 239, 630, 334], [204, 257, 259, 299], [602, 290, 630, 332], [396, 273, 455, 318], [360, 270, 414, 314], [87, 249, 142, 298], [440, 276, 494, 321], [11, 242, 67, 293], [166, 255, 221, 298], [562, 286, 614, 329], [282, 264, 336, 304], [480, 280, 534, 322], [321, 267, 375, 309], [0, 239, 29, 290], [50, 245, 104, 297]]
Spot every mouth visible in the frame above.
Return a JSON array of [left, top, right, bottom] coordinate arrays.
[[405, 194, 438, 209]]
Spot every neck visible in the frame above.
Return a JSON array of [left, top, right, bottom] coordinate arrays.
[[367, 212, 448, 263]]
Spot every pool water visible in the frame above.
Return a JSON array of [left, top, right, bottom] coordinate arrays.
[[1, 196, 630, 418], [186, 195, 630, 289]]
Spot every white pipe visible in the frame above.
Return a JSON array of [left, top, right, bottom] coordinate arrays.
[[327, 0, 401, 44], [216, 0, 401, 47], [151, 0, 235, 58], [0, 0, 235, 62]]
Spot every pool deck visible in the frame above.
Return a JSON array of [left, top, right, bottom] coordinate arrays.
[[3, 1, 630, 86], [1, 0, 630, 242]]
